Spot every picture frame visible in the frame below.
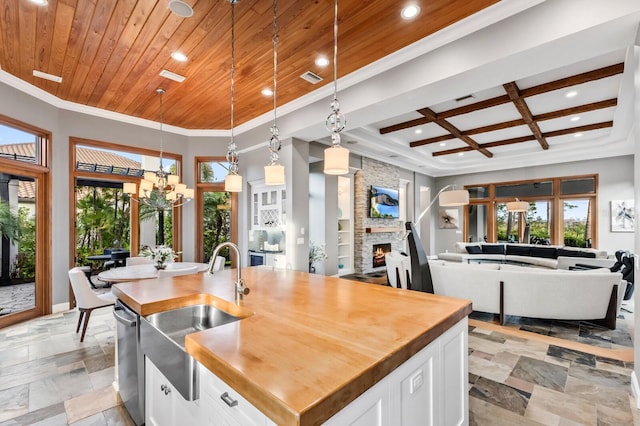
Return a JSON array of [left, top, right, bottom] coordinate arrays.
[[438, 208, 459, 229], [611, 200, 634, 232]]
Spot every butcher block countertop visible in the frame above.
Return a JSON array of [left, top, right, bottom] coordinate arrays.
[[112, 267, 472, 425]]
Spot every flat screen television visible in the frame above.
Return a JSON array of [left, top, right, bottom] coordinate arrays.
[[370, 185, 399, 219]]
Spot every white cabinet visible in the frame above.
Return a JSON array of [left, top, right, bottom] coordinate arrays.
[[251, 184, 286, 230], [145, 358, 198, 426], [199, 364, 276, 426], [324, 317, 468, 426]]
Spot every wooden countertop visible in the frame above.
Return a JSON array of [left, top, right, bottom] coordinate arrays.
[[112, 267, 472, 425]]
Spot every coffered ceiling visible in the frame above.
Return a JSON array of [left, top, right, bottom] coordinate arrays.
[[1, 0, 639, 176]]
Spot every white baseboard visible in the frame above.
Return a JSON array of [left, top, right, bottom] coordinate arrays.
[[52, 302, 70, 313], [631, 371, 640, 409]]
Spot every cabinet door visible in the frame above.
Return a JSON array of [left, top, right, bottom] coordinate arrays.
[[389, 339, 439, 425], [146, 358, 175, 426], [146, 358, 198, 426]]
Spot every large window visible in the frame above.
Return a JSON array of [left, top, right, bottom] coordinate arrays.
[[465, 175, 597, 247], [195, 157, 238, 266], [70, 138, 185, 270], [0, 116, 51, 328]]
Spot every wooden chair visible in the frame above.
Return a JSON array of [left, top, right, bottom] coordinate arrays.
[[68, 268, 117, 342]]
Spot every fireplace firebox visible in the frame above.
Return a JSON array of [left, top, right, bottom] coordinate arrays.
[[372, 243, 392, 268]]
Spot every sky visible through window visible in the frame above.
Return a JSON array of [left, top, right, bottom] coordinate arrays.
[[0, 124, 36, 144]]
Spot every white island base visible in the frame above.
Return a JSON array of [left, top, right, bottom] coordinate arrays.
[[145, 317, 468, 426]]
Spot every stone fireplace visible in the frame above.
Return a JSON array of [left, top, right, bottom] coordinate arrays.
[[372, 243, 392, 268]]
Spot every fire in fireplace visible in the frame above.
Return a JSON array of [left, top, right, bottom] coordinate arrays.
[[372, 243, 392, 268]]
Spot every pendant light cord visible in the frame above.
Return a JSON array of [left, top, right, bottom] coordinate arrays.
[[332, 0, 338, 102], [227, 0, 239, 174], [272, 0, 278, 127], [157, 88, 165, 171]]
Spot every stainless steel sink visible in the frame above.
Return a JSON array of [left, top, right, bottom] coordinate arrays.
[[140, 304, 242, 401], [144, 304, 241, 348]]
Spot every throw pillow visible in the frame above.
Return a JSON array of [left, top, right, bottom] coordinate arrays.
[[531, 246, 557, 259], [465, 245, 482, 254], [506, 244, 531, 256], [482, 244, 505, 254]]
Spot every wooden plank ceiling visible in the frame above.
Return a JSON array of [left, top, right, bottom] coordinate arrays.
[[0, 0, 499, 130]]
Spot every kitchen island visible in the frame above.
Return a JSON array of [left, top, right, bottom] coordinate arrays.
[[112, 267, 472, 425]]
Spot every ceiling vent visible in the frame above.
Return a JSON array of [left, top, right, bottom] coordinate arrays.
[[300, 71, 323, 84], [33, 69, 62, 83], [159, 69, 186, 83], [455, 94, 474, 102]]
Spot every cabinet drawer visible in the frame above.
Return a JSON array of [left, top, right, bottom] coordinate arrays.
[[199, 365, 270, 426]]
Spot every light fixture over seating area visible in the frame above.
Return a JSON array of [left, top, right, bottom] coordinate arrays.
[[506, 199, 529, 212], [123, 88, 193, 210]]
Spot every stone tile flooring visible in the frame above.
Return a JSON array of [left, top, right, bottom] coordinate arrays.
[[0, 302, 638, 425]]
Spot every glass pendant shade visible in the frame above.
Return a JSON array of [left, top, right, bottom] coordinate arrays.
[[439, 189, 470, 206], [323, 145, 349, 175], [225, 173, 243, 192], [264, 164, 285, 185]]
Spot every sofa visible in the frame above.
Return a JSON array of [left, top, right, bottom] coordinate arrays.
[[437, 242, 607, 269], [429, 260, 625, 329]]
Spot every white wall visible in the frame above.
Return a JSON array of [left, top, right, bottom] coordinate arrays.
[[433, 156, 634, 255]]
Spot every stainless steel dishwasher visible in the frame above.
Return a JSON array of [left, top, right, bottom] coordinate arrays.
[[114, 300, 145, 425]]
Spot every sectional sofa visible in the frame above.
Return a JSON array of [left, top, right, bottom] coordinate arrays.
[[429, 260, 624, 329], [437, 242, 607, 269]]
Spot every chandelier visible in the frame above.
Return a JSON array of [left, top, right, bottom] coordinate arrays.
[[123, 88, 194, 209]]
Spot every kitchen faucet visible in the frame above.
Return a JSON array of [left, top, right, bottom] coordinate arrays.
[[207, 242, 250, 303]]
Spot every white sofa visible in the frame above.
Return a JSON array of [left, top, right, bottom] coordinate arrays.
[[437, 242, 607, 269], [429, 260, 624, 329]]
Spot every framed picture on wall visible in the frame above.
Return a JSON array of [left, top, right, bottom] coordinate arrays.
[[611, 200, 634, 232], [439, 208, 459, 229]]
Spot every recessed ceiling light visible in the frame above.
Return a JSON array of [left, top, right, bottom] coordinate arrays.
[[171, 51, 188, 62], [346, 140, 357, 145], [570, 116, 580, 122], [415, 129, 422, 134], [30, 0, 48, 5], [439, 142, 446, 147], [401, 5, 420, 20], [574, 133, 582, 138], [315, 56, 329, 67], [389, 154, 398, 158], [33, 69, 62, 83], [168, 0, 194, 18], [261, 88, 273, 96], [458, 152, 464, 156], [565, 90, 578, 98]]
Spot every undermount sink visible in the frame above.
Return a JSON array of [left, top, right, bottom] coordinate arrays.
[[144, 304, 242, 348], [140, 303, 243, 401]]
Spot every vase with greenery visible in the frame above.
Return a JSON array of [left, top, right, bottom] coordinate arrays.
[[309, 241, 328, 273]]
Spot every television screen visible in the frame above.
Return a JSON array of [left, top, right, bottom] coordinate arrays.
[[370, 185, 399, 219]]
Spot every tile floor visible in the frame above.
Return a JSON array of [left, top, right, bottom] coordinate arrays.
[[0, 303, 638, 425]]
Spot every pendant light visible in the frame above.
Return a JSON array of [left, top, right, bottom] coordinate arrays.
[[323, 0, 349, 175], [224, 0, 243, 193], [264, 0, 285, 185]]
